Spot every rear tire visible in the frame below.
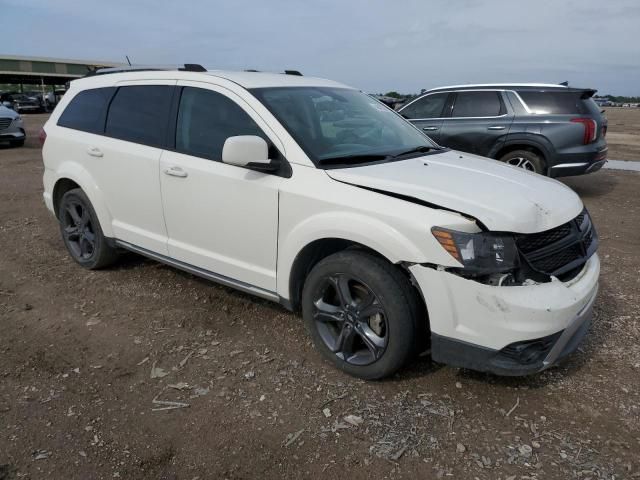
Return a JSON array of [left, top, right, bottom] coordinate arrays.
[[58, 188, 119, 269], [499, 150, 545, 174], [301, 250, 421, 380]]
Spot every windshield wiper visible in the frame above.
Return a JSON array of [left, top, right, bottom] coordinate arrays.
[[391, 145, 441, 159], [318, 153, 391, 166]]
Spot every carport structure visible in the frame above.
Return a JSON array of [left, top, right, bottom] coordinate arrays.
[[0, 54, 122, 92]]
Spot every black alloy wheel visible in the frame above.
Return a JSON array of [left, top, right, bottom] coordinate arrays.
[[312, 273, 388, 366], [302, 250, 421, 380], [61, 199, 96, 261], [58, 188, 119, 269]]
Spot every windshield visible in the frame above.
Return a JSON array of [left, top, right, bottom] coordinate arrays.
[[251, 87, 438, 167]]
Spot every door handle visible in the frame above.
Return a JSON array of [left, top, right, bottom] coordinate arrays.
[[164, 166, 188, 178], [487, 126, 506, 130], [87, 146, 103, 157], [422, 126, 439, 131]]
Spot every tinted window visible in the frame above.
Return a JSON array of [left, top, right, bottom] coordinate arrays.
[[401, 93, 448, 119], [57, 87, 115, 133], [517, 91, 588, 114], [452, 91, 503, 117], [105, 85, 173, 147], [175, 87, 264, 160]]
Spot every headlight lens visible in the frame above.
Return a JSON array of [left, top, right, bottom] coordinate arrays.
[[432, 227, 519, 273], [13, 115, 22, 123]]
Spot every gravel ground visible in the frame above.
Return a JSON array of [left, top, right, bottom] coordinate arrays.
[[603, 108, 640, 161], [1, 114, 639, 480]]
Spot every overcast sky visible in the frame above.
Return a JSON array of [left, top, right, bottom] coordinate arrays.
[[4, 0, 640, 95]]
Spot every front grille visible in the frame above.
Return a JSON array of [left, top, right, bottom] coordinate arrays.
[[517, 223, 572, 253], [516, 209, 597, 278], [0, 118, 11, 130]]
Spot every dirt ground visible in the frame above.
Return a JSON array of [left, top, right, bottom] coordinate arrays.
[[603, 108, 640, 161], [1, 115, 639, 480]]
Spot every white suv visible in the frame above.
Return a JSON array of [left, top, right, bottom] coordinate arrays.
[[41, 66, 600, 379]]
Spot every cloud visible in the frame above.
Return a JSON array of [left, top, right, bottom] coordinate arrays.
[[3, 0, 639, 95]]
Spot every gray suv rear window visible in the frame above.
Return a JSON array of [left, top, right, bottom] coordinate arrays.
[[57, 87, 115, 134], [517, 91, 588, 114], [451, 91, 503, 117]]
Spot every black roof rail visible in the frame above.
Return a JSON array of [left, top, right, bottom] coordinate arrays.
[[284, 70, 303, 76], [84, 64, 207, 77], [85, 66, 167, 77], [179, 64, 207, 72]]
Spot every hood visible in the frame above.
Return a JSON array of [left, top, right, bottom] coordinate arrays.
[[0, 105, 17, 118], [325, 150, 583, 233]]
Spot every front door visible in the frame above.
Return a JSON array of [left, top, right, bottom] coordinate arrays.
[[159, 82, 284, 292], [399, 92, 450, 143]]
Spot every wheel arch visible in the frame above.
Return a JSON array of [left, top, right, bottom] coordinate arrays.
[[282, 236, 428, 317], [50, 165, 114, 237], [492, 134, 554, 166]]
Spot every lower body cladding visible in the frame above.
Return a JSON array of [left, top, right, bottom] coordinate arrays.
[[549, 146, 608, 177], [409, 254, 600, 375]]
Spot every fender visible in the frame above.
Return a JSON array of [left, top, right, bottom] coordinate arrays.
[[51, 161, 115, 238], [489, 132, 555, 161], [276, 210, 454, 300]]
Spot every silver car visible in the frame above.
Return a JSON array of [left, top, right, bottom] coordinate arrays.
[[0, 105, 25, 147]]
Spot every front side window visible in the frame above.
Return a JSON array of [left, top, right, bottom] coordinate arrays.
[[252, 87, 437, 166], [451, 91, 503, 117], [57, 87, 115, 134], [400, 92, 448, 119], [175, 87, 264, 161], [105, 85, 173, 147]]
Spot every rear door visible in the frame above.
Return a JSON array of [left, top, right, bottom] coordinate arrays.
[[55, 82, 175, 255], [438, 90, 513, 156], [97, 81, 176, 254], [398, 92, 450, 143]]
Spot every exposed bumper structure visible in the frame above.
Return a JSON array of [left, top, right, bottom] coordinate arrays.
[[409, 254, 600, 375]]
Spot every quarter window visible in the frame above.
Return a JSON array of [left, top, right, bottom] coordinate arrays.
[[57, 87, 115, 134], [105, 85, 173, 147], [451, 91, 503, 117], [401, 92, 448, 119], [517, 91, 588, 114], [175, 87, 264, 161]]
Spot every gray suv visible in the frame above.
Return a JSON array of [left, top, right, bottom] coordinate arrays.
[[0, 105, 25, 147], [398, 83, 607, 177]]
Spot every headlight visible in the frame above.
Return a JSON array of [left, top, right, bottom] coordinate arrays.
[[13, 115, 22, 123], [432, 227, 519, 273]]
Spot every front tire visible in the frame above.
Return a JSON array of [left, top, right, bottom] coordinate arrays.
[[58, 188, 119, 269], [499, 150, 545, 174], [302, 250, 421, 380]]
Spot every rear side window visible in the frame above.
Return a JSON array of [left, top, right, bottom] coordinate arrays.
[[105, 85, 173, 147], [517, 91, 588, 114], [401, 92, 448, 119], [451, 91, 503, 117], [175, 87, 264, 161], [57, 87, 115, 134]]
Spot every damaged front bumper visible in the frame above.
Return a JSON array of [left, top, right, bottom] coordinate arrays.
[[409, 254, 599, 376]]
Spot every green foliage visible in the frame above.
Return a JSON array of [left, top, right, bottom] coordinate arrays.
[[603, 94, 640, 103]]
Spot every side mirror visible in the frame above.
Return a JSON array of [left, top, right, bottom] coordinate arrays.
[[222, 135, 272, 169]]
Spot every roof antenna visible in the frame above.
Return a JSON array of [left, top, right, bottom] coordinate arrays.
[[125, 55, 132, 66], [559, 80, 569, 86]]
